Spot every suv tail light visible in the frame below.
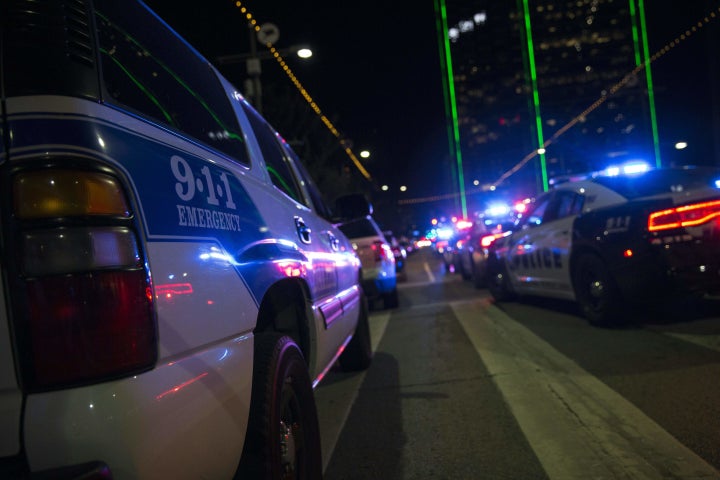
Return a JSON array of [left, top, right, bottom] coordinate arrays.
[[11, 168, 156, 390], [648, 199, 720, 232]]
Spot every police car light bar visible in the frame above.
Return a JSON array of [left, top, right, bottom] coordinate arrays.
[[648, 199, 720, 232]]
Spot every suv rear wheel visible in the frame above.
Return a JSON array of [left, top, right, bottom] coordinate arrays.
[[237, 333, 322, 479]]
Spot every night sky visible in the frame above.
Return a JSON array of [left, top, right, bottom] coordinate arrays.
[[143, 0, 719, 232]]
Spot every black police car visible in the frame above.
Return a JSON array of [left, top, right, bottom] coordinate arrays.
[[486, 165, 720, 326]]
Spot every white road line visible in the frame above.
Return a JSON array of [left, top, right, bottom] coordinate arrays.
[[663, 332, 720, 354], [316, 311, 392, 473], [423, 262, 436, 283], [453, 298, 720, 480]]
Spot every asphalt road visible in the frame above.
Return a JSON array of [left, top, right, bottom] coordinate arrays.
[[315, 247, 720, 479]]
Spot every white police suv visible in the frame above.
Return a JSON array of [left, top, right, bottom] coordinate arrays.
[[486, 165, 720, 326], [0, 1, 372, 478]]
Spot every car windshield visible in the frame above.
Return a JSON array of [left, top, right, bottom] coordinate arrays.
[[592, 167, 720, 200]]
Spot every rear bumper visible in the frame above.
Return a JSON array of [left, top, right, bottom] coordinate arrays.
[[613, 239, 720, 301], [361, 276, 397, 298]]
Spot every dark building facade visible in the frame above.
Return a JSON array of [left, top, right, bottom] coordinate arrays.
[[441, 0, 654, 202]]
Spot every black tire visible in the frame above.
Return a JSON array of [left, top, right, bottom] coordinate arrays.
[[472, 261, 486, 289], [338, 295, 373, 371], [487, 257, 516, 301], [572, 253, 624, 327], [383, 287, 399, 309], [236, 333, 322, 480], [459, 256, 472, 281]]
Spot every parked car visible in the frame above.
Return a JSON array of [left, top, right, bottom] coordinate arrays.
[[485, 165, 720, 326], [339, 216, 399, 309], [0, 1, 372, 478]]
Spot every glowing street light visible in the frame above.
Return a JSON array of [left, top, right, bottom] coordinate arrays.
[[360, 150, 371, 159]]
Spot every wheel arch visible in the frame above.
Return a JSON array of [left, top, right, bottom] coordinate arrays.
[[255, 278, 315, 368], [569, 243, 606, 291]]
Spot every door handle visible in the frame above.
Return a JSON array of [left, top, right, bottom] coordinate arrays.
[[328, 232, 340, 251], [294, 216, 312, 244]]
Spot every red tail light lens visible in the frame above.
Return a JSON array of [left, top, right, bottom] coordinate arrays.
[[24, 271, 155, 388], [648, 199, 720, 232], [11, 168, 156, 391]]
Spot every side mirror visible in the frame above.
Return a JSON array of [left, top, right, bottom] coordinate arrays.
[[334, 193, 373, 221]]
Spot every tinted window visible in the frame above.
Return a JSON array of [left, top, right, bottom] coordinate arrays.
[[522, 195, 551, 227], [338, 218, 381, 239], [286, 147, 333, 220], [546, 191, 584, 222], [242, 105, 305, 204], [95, 0, 249, 164]]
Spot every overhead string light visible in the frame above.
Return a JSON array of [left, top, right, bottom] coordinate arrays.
[[232, 1, 372, 182]]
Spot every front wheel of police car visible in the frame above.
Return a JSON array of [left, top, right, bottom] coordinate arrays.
[[572, 253, 624, 327], [237, 333, 322, 479], [486, 256, 516, 302]]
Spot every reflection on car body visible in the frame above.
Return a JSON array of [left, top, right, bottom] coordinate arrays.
[[486, 166, 720, 326]]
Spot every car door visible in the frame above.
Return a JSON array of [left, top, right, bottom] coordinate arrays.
[[505, 190, 579, 299]]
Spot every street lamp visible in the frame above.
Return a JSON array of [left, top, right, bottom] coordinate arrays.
[[215, 23, 312, 114]]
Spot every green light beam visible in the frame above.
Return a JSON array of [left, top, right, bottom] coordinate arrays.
[[522, 0, 548, 192]]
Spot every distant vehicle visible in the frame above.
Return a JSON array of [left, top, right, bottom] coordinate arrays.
[[384, 231, 408, 272], [0, 1, 372, 478], [486, 166, 720, 326], [456, 219, 516, 288], [339, 216, 399, 309]]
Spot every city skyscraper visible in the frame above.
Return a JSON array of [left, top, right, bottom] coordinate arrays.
[[438, 0, 655, 209]]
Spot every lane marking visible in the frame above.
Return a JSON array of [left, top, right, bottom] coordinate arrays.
[[317, 311, 391, 473], [453, 298, 720, 480], [423, 262, 436, 283], [663, 332, 720, 354]]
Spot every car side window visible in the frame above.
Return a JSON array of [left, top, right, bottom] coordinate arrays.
[[546, 191, 584, 222], [242, 105, 305, 204], [523, 196, 551, 227], [95, 0, 249, 165], [285, 147, 333, 220]]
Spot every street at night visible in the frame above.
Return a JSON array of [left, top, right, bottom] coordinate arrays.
[[316, 247, 720, 479]]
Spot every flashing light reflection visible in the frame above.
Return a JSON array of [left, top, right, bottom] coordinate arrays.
[[456, 219, 473, 230], [156, 372, 209, 400], [436, 227, 454, 240], [277, 261, 305, 277], [486, 204, 510, 217], [605, 161, 650, 177], [155, 282, 193, 300]]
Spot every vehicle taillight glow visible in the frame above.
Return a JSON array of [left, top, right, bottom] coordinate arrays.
[[480, 232, 507, 248], [648, 199, 720, 232], [12, 169, 156, 390], [371, 240, 393, 262]]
